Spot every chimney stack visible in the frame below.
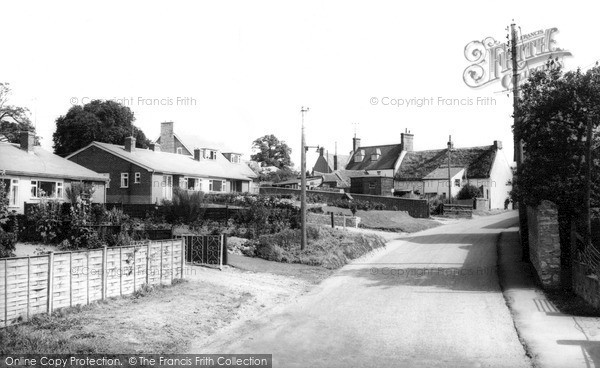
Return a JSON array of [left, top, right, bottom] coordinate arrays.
[[494, 140, 503, 150], [401, 130, 414, 152], [124, 136, 136, 152], [149, 142, 161, 152], [194, 148, 201, 161], [160, 121, 175, 153], [352, 137, 361, 153], [319, 147, 325, 157], [20, 131, 35, 152]]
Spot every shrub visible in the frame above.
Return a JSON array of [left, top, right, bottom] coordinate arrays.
[[0, 231, 16, 258], [163, 188, 207, 224], [456, 184, 481, 200], [234, 196, 300, 239]]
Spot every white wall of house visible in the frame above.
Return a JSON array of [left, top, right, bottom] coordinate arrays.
[[423, 170, 465, 198], [1, 176, 106, 214], [485, 151, 513, 209]]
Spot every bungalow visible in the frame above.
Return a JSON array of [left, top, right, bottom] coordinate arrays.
[[66, 136, 257, 204], [0, 131, 108, 214]]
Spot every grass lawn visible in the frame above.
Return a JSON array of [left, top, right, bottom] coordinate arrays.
[[0, 279, 251, 354], [319, 206, 441, 233]]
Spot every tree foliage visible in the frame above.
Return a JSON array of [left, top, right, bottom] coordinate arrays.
[[512, 62, 600, 212], [251, 134, 293, 169], [0, 83, 37, 144], [53, 100, 151, 156]]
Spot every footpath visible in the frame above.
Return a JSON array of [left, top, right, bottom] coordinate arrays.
[[498, 227, 600, 368]]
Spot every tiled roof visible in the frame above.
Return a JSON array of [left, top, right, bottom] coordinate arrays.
[[73, 142, 255, 181], [0, 143, 108, 181], [345, 144, 403, 171], [316, 169, 364, 188], [396, 146, 497, 180]]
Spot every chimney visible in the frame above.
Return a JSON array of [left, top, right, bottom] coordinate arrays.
[[319, 147, 325, 157], [401, 130, 414, 152], [194, 148, 201, 161], [160, 121, 175, 153], [20, 131, 35, 152], [494, 140, 503, 150], [124, 136, 136, 152], [149, 142, 161, 152], [333, 155, 338, 171], [352, 137, 361, 153]]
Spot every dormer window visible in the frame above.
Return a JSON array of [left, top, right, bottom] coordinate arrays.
[[230, 154, 240, 164], [354, 149, 365, 162], [202, 149, 217, 160], [371, 148, 381, 161]]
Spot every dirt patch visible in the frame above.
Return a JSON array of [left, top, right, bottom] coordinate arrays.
[[0, 264, 311, 354]]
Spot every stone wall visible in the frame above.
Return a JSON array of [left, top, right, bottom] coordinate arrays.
[[527, 200, 561, 288], [573, 262, 600, 309]]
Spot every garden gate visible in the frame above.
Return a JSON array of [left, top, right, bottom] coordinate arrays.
[[176, 234, 227, 270]]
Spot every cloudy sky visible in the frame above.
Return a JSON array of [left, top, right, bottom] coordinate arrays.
[[2, 0, 597, 169]]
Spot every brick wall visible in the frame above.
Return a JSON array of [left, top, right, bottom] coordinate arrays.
[[259, 187, 429, 218], [573, 262, 600, 309], [527, 200, 561, 288]]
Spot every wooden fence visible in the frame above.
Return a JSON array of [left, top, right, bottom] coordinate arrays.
[[0, 239, 184, 328]]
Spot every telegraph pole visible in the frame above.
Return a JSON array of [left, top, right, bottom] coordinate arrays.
[[510, 21, 529, 260], [447, 135, 453, 203], [300, 106, 309, 250]]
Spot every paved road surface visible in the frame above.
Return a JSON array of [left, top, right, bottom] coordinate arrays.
[[192, 211, 531, 368]]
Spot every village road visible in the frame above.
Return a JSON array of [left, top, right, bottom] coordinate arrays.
[[191, 211, 531, 368]]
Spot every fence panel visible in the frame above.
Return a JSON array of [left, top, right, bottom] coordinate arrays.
[[0, 239, 184, 328]]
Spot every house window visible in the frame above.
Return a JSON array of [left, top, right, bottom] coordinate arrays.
[[230, 154, 240, 163], [454, 179, 461, 187], [30, 180, 63, 199], [134, 172, 141, 184], [187, 178, 197, 190], [203, 149, 217, 160], [176, 147, 183, 155], [369, 182, 376, 189], [354, 149, 365, 162], [121, 173, 129, 188], [209, 179, 225, 192], [1, 179, 18, 206]]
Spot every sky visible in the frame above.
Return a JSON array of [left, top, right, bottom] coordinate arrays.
[[2, 0, 598, 170]]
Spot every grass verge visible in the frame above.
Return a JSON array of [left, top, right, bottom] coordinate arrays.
[[252, 225, 386, 269]]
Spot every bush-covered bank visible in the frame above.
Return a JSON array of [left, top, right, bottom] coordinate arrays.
[[249, 226, 386, 269]]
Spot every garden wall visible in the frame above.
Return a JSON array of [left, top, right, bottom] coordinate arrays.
[[307, 213, 360, 228], [0, 239, 184, 327], [260, 187, 430, 218], [527, 200, 561, 289]]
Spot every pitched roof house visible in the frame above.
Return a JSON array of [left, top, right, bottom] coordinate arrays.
[[311, 147, 350, 174], [344, 132, 512, 209], [394, 141, 512, 209], [0, 132, 108, 213], [67, 135, 257, 205]]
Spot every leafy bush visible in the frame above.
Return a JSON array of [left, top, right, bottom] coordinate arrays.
[[328, 198, 384, 211], [0, 232, 16, 258], [252, 225, 386, 269], [456, 184, 481, 200], [233, 196, 300, 239], [163, 188, 206, 224]]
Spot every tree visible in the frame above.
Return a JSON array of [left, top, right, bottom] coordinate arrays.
[[512, 62, 600, 251], [251, 134, 293, 169], [512, 63, 600, 211], [53, 100, 151, 156], [0, 83, 37, 143]]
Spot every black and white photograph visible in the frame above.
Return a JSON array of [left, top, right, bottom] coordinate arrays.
[[0, 1, 599, 367]]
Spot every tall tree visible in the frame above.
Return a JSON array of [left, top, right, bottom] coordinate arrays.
[[0, 83, 37, 143], [53, 99, 151, 156], [251, 134, 293, 169]]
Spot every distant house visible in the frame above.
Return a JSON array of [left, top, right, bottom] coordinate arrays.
[[315, 169, 365, 191], [394, 141, 512, 209], [0, 132, 108, 214], [66, 136, 257, 205], [345, 132, 512, 209], [345, 133, 413, 177], [312, 147, 350, 174], [271, 177, 323, 190]]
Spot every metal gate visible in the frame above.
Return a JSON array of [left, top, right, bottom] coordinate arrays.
[[176, 234, 227, 269]]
